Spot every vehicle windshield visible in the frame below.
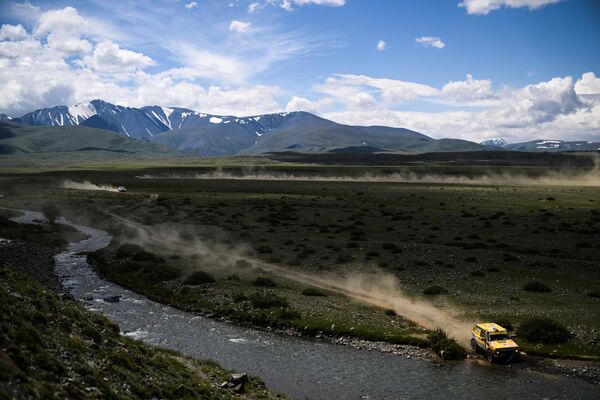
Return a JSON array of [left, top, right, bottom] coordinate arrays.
[[489, 333, 509, 341]]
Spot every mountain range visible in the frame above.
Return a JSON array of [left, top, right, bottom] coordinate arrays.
[[8, 99, 481, 155], [3, 100, 599, 156], [481, 138, 600, 152]]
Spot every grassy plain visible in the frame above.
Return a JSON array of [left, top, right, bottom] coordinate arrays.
[[1, 152, 599, 359]]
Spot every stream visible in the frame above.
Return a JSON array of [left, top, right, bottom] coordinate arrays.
[[12, 211, 600, 399]]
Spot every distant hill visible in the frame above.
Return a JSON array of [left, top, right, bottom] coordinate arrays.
[[152, 111, 485, 155], [0, 122, 175, 166], [503, 140, 600, 152]]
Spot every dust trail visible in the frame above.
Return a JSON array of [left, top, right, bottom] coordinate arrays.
[[137, 161, 600, 187], [62, 180, 119, 192], [106, 201, 472, 346]]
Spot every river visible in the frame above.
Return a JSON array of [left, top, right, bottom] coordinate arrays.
[[13, 211, 600, 399]]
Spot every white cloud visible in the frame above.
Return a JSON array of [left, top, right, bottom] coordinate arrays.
[[575, 72, 600, 96], [285, 96, 334, 114], [184, 2, 198, 9], [376, 40, 386, 51], [318, 74, 439, 104], [248, 2, 261, 13], [229, 20, 252, 33], [441, 74, 496, 104], [280, 0, 345, 11], [84, 41, 155, 73], [35, 6, 88, 38], [415, 36, 445, 49], [314, 73, 600, 143], [0, 24, 28, 41], [459, 0, 562, 15]]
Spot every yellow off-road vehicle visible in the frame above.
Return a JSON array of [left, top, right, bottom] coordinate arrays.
[[471, 323, 520, 362]]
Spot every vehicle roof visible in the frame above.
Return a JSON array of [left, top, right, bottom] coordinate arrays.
[[475, 323, 507, 333]]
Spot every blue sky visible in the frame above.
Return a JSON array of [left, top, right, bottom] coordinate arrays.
[[0, 0, 599, 142]]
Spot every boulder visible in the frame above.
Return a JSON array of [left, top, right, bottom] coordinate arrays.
[[103, 295, 121, 303]]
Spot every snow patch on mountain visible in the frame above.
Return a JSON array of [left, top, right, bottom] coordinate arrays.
[[480, 138, 508, 147], [67, 103, 97, 124]]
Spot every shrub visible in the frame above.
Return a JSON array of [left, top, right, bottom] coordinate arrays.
[[384, 309, 396, 316], [252, 276, 276, 287], [523, 281, 551, 293], [141, 264, 181, 283], [81, 324, 102, 343], [233, 292, 249, 302], [249, 292, 288, 308], [256, 245, 273, 254], [587, 290, 600, 298], [301, 287, 326, 297], [183, 270, 215, 285], [427, 328, 466, 360], [518, 317, 571, 344], [116, 243, 145, 258], [471, 270, 485, 277], [423, 285, 448, 295]]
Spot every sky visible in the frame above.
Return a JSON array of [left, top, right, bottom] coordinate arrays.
[[0, 0, 599, 143]]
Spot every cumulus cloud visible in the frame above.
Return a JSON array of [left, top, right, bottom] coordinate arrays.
[[415, 36, 445, 49], [83, 41, 155, 73], [285, 96, 334, 114], [575, 72, 600, 96], [0, 24, 28, 41], [441, 74, 496, 104], [229, 20, 252, 33], [184, 2, 198, 9], [35, 6, 88, 38], [459, 0, 562, 15], [376, 40, 386, 51], [315, 72, 599, 143]]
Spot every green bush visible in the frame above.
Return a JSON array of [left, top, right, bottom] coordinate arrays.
[[518, 317, 571, 344], [423, 285, 448, 295], [256, 245, 273, 254], [249, 292, 288, 308], [523, 281, 551, 293], [141, 264, 181, 284], [252, 276, 276, 287], [587, 290, 600, 298], [116, 243, 145, 258], [301, 287, 326, 297], [183, 270, 215, 285], [427, 328, 466, 360]]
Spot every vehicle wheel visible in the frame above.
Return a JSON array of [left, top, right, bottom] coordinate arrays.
[[486, 349, 494, 362], [470, 339, 477, 353]]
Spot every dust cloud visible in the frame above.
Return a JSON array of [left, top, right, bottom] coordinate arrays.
[[107, 205, 473, 345], [137, 161, 600, 187], [62, 180, 119, 192]]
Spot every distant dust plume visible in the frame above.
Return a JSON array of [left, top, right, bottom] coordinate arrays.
[[62, 180, 119, 192]]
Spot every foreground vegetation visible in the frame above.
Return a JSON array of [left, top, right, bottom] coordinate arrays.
[[0, 216, 283, 399]]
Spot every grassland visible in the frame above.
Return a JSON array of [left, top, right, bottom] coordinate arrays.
[[1, 153, 599, 360]]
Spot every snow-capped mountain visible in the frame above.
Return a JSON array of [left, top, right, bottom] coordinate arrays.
[[504, 140, 600, 152], [13, 99, 306, 141], [480, 138, 508, 147]]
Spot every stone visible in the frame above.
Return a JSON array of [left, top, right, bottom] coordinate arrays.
[[230, 373, 248, 385], [103, 295, 121, 303]]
